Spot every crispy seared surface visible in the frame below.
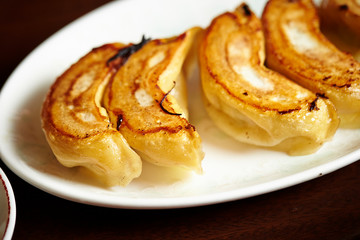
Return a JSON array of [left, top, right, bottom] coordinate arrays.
[[41, 43, 142, 186], [105, 36, 192, 136], [103, 27, 204, 171], [199, 3, 339, 155], [262, 0, 360, 127], [43, 44, 120, 138], [42, 28, 205, 186], [202, 5, 314, 113]]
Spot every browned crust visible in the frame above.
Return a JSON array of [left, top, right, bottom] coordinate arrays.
[[111, 109, 195, 135], [201, 5, 318, 115], [41, 43, 125, 139], [261, 0, 360, 92], [104, 33, 197, 136]]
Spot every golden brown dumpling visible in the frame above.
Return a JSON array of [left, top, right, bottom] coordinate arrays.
[[42, 28, 204, 187], [199, 3, 339, 155], [103, 27, 204, 172], [262, 0, 360, 128], [41, 43, 142, 186]]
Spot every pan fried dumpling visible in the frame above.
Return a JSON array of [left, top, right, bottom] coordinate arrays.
[[42, 28, 205, 187], [103, 27, 204, 172], [262, 0, 360, 128], [41, 43, 142, 186], [199, 4, 339, 155]]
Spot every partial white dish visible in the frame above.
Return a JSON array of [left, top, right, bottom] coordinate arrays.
[[0, 0, 359, 209], [0, 168, 16, 240]]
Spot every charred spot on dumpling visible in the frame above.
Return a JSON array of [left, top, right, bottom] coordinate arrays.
[[159, 82, 182, 116], [309, 97, 319, 111], [278, 108, 300, 115], [331, 83, 352, 88], [107, 35, 151, 68], [242, 4, 252, 16], [322, 76, 331, 81], [316, 92, 329, 99], [339, 4, 349, 11]]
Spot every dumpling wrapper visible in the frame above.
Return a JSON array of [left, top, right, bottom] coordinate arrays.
[[199, 4, 339, 155], [103, 27, 204, 172], [262, 0, 360, 128], [41, 43, 142, 186]]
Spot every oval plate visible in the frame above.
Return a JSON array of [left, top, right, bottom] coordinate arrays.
[[0, 0, 359, 209]]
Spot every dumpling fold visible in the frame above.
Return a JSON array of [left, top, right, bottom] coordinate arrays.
[[262, 0, 360, 128], [41, 28, 204, 186], [199, 3, 339, 155]]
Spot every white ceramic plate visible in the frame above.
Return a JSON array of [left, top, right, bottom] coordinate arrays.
[[0, 168, 16, 240], [1, 0, 359, 209]]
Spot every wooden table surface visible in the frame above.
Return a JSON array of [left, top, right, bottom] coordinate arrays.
[[1, 0, 360, 239]]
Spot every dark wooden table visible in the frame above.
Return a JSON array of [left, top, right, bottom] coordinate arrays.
[[1, 0, 360, 239]]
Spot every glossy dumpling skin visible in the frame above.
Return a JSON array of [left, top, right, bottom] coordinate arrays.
[[103, 27, 204, 172], [42, 28, 205, 186], [198, 3, 339, 155], [41, 43, 142, 186], [262, 0, 360, 128]]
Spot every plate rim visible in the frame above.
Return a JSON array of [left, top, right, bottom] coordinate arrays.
[[1, 146, 359, 209], [0, 0, 359, 209]]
